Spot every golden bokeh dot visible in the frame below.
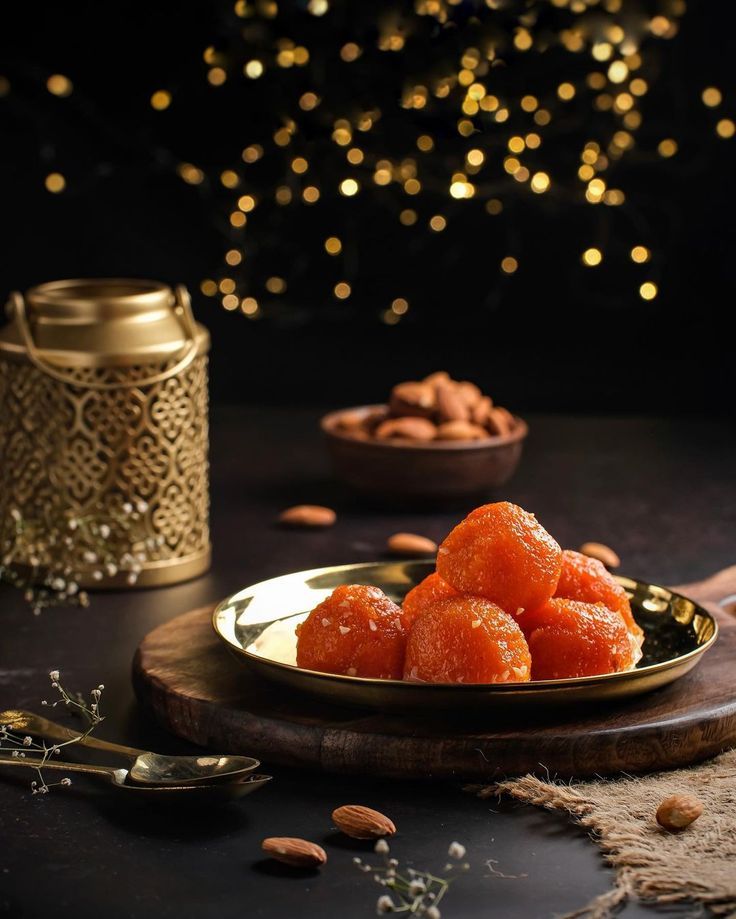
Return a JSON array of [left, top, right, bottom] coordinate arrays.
[[340, 42, 361, 62], [417, 134, 434, 152], [592, 42, 613, 62], [222, 294, 239, 311], [45, 172, 66, 193], [339, 178, 359, 196], [639, 282, 658, 300], [225, 249, 242, 266], [244, 60, 264, 79], [242, 145, 263, 163], [607, 60, 629, 83], [525, 133, 541, 149], [404, 178, 421, 195], [399, 208, 417, 226], [514, 28, 532, 51], [324, 236, 342, 255], [508, 135, 525, 154], [531, 171, 550, 193], [230, 212, 247, 227], [178, 163, 204, 185], [429, 215, 446, 232], [219, 278, 236, 294], [466, 148, 484, 166], [47, 74, 73, 97], [521, 95, 538, 112], [382, 309, 400, 325], [701, 86, 722, 108], [220, 170, 240, 188], [334, 281, 351, 299], [275, 186, 292, 205], [150, 90, 171, 111], [716, 119, 735, 139], [630, 246, 650, 263], [291, 157, 308, 174], [302, 185, 320, 203], [347, 147, 364, 164], [503, 157, 520, 175], [534, 109, 551, 126], [587, 72, 606, 90], [486, 198, 503, 215], [373, 168, 391, 186], [266, 276, 287, 294], [658, 138, 678, 157], [207, 67, 227, 86], [501, 256, 518, 274], [308, 0, 328, 15], [200, 279, 217, 297], [630, 78, 648, 96], [299, 92, 319, 111], [274, 128, 292, 147], [238, 194, 256, 212], [241, 297, 259, 316], [557, 82, 575, 101], [582, 247, 603, 267], [391, 298, 409, 315]]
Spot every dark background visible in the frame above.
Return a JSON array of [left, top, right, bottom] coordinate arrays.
[[0, 0, 733, 413]]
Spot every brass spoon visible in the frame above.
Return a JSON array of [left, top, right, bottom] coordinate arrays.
[[0, 755, 271, 802], [0, 710, 260, 786]]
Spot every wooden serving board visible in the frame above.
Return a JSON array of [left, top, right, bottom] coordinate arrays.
[[133, 568, 736, 779]]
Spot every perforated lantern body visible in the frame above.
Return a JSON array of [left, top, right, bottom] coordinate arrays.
[[0, 279, 211, 587]]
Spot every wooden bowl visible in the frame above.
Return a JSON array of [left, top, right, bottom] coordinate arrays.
[[320, 404, 528, 502]]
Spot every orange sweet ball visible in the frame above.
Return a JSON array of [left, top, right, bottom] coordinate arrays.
[[403, 597, 531, 684], [295, 584, 406, 679], [436, 502, 562, 613], [518, 598, 642, 680], [401, 572, 458, 629], [555, 550, 643, 646]]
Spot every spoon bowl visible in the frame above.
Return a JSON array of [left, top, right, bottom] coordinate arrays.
[[0, 710, 260, 786]]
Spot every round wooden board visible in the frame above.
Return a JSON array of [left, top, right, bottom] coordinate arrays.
[[133, 577, 736, 780]]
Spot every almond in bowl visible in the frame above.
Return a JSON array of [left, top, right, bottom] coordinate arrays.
[[320, 372, 528, 502]]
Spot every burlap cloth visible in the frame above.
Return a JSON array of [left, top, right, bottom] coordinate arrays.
[[469, 588, 736, 918], [471, 747, 736, 917]]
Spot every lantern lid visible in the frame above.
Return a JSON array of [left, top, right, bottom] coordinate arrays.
[[0, 278, 209, 368]]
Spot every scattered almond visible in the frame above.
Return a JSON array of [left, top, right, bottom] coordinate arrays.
[[261, 837, 327, 868], [279, 505, 337, 528], [387, 533, 438, 556], [579, 542, 621, 569], [375, 416, 437, 442], [435, 383, 470, 423], [656, 794, 703, 832], [436, 421, 490, 441], [332, 804, 396, 839], [423, 370, 451, 387]]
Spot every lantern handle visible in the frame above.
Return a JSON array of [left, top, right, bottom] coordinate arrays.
[[6, 285, 199, 390]]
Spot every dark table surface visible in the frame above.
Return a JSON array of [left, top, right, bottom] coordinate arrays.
[[1, 407, 734, 919]]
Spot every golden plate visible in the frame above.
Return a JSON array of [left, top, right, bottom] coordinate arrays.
[[212, 561, 718, 710]]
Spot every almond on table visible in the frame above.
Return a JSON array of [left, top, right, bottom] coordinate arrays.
[[278, 505, 337, 527], [386, 532, 438, 557]]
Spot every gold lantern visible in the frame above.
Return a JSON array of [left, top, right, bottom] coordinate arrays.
[[0, 279, 211, 588]]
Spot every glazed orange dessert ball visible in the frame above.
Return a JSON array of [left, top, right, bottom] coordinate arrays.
[[518, 598, 642, 680], [403, 597, 531, 684], [436, 502, 562, 614], [296, 585, 406, 679], [555, 550, 643, 646], [401, 572, 458, 629]]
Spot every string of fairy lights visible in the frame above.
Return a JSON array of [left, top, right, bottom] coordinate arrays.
[[0, 0, 732, 326]]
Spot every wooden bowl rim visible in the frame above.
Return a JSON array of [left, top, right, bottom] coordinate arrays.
[[320, 404, 529, 451]]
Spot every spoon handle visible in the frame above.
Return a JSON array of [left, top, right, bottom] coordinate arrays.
[[0, 710, 144, 762], [0, 754, 118, 781]]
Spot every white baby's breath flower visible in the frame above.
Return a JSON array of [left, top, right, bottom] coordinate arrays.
[[136, 500, 148, 513], [49, 670, 60, 682], [425, 907, 441, 919], [376, 895, 394, 914], [98, 524, 111, 539], [374, 838, 390, 855], [60, 777, 71, 786], [448, 841, 466, 860], [122, 502, 133, 514]]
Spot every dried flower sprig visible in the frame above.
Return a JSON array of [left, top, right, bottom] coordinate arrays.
[[354, 837, 469, 917], [0, 503, 162, 613], [0, 670, 105, 793]]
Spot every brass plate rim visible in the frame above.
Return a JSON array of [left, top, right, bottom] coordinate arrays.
[[212, 560, 718, 706]]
